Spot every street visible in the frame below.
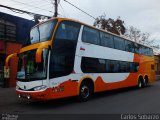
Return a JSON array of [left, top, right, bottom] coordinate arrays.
[[1, 81, 160, 115]]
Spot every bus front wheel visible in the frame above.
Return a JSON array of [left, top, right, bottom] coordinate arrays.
[[78, 81, 93, 102]]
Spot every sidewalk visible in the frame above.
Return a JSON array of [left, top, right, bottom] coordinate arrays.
[[156, 75, 160, 81], [0, 87, 16, 97], [0, 87, 17, 106]]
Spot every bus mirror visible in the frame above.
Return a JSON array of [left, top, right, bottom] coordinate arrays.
[[36, 48, 43, 63], [5, 53, 17, 69], [4, 66, 10, 78]]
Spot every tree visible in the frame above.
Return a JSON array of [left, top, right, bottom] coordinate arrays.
[[93, 14, 125, 35], [124, 26, 159, 49], [93, 14, 159, 54]]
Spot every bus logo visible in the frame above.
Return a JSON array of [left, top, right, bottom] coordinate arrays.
[[24, 86, 26, 90], [80, 47, 85, 51]]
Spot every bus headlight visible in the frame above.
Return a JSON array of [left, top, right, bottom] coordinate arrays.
[[34, 85, 47, 91], [16, 85, 20, 90]]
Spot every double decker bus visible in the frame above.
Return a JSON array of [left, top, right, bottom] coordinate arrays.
[[5, 17, 155, 101]]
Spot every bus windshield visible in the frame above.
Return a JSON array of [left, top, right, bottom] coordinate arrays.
[[30, 20, 57, 44], [49, 21, 81, 78], [17, 49, 48, 81]]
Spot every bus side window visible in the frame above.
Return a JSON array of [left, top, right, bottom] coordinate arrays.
[[135, 63, 139, 72], [119, 61, 127, 72], [125, 40, 134, 53], [134, 43, 140, 54], [98, 59, 106, 73], [114, 36, 125, 51], [81, 57, 106, 73], [151, 64, 154, 70], [126, 62, 130, 72], [82, 26, 100, 45], [149, 48, 154, 56], [81, 57, 96, 73], [106, 60, 116, 73], [100, 32, 114, 48]]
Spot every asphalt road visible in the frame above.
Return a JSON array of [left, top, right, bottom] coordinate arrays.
[[0, 81, 160, 115]]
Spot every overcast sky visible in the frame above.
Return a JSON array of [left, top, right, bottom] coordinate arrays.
[[1, 0, 160, 45]]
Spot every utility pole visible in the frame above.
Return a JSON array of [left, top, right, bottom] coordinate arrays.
[[54, 0, 58, 17]]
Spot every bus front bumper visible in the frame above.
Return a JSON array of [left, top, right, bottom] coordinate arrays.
[[16, 88, 51, 101]]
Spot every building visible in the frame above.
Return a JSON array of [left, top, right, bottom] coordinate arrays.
[[0, 12, 35, 87], [155, 55, 160, 80]]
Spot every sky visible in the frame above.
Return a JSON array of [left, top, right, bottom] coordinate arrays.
[[0, 0, 160, 45]]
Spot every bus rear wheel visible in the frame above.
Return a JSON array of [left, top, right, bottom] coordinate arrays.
[[144, 77, 149, 87], [138, 80, 142, 88], [78, 81, 93, 102], [138, 77, 144, 88]]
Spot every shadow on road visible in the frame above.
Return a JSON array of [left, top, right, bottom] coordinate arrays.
[[93, 85, 152, 98], [18, 85, 153, 110]]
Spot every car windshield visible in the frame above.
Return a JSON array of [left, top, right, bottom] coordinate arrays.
[[17, 49, 48, 81], [30, 20, 57, 44]]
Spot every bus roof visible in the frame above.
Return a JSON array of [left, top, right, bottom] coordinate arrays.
[[33, 17, 153, 49]]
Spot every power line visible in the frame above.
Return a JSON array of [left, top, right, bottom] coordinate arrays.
[[18, 4, 53, 14], [18, 0, 52, 10], [31, 0, 53, 14], [22, 0, 50, 6], [0, 4, 51, 18], [63, 0, 96, 20], [59, 3, 67, 17], [9, 0, 53, 14]]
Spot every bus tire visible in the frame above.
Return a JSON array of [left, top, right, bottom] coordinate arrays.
[[78, 80, 93, 102], [138, 77, 144, 88], [144, 76, 149, 87]]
